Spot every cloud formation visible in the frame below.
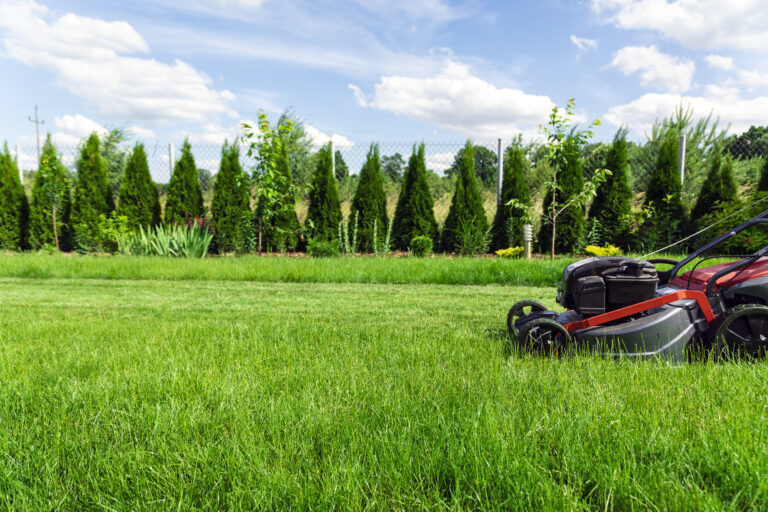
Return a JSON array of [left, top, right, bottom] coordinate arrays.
[[610, 45, 695, 93]]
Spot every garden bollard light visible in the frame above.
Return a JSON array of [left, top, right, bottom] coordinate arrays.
[[523, 224, 532, 260]]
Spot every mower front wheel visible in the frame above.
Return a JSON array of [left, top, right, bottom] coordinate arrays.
[[507, 300, 548, 337], [519, 318, 572, 355], [713, 304, 768, 359]]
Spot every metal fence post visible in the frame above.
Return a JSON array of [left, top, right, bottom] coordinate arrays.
[[15, 145, 22, 184], [678, 134, 686, 184], [168, 143, 175, 177], [496, 138, 503, 206]]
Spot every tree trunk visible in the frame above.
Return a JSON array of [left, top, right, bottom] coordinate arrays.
[[52, 203, 59, 251], [550, 165, 557, 259], [258, 216, 263, 254]]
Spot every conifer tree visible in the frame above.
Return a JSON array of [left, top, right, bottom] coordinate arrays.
[[692, 151, 738, 223], [588, 128, 633, 246], [490, 142, 530, 251], [334, 150, 349, 182], [391, 143, 437, 251], [538, 137, 586, 254], [165, 140, 203, 224], [0, 143, 29, 250], [258, 139, 300, 251], [442, 141, 488, 253], [118, 144, 160, 230], [758, 153, 768, 192], [351, 144, 388, 252], [28, 135, 72, 250], [643, 129, 686, 244], [307, 143, 341, 242], [211, 142, 251, 252], [71, 133, 113, 251]]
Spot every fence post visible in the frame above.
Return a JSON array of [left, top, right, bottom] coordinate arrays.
[[496, 138, 503, 206], [168, 143, 175, 177], [15, 145, 22, 184], [678, 134, 686, 184]]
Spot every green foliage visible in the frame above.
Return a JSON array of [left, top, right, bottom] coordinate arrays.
[[391, 144, 438, 251], [724, 125, 768, 161], [381, 152, 405, 183], [165, 140, 204, 224], [118, 144, 161, 231], [71, 133, 114, 252], [446, 144, 498, 186], [334, 150, 349, 182], [198, 169, 214, 195], [276, 110, 315, 187], [307, 238, 340, 257], [28, 135, 71, 251], [692, 150, 739, 225], [495, 246, 524, 258], [100, 127, 129, 198], [409, 235, 433, 257], [491, 141, 530, 251], [584, 244, 623, 257], [588, 128, 633, 247], [351, 144, 388, 253], [455, 216, 490, 256], [116, 222, 213, 258], [642, 129, 687, 248], [307, 144, 342, 242], [759, 154, 768, 192], [442, 141, 488, 253], [0, 143, 29, 250], [211, 141, 251, 253]]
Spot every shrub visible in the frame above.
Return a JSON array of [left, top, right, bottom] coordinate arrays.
[[643, 129, 687, 247], [588, 128, 632, 248], [491, 141, 530, 251], [442, 141, 488, 253], [307, 238, 340, 258], [409, 235, 433, 257], [584, 244, 622, 257], [117, 144, 161, 231], [306, 143, 341, 242], [495, 246, 524, 258], [392, 143, 438, 251], [165, 140, 204, 224], [71, 133, 114, 252], [28, 135, 72, 251], [211, 141, 251, 253], [116, 222, 213, 258], [0, 143, 29, 250], [257, 137, 300, 252], [351, 144, 388, 252], [692, 150, 738, 227]]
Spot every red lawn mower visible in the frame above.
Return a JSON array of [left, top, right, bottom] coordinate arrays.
[[508, 210, 768, 360]]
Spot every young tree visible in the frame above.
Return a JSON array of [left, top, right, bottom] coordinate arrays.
[[71, 133, 114, 251], [442, 141, 488, 253], [351, 144, 388, 252], [211, 141, 251, 252], [28, 135, 72, 250], [306, 143, 341, 242], [588, 128, 633, 247], [334, 150, 349, 182], [692, 150, 738, 223], [118, 144, 161, 230], [100, 127, 129, 200], [446, 144, 498, 186], [0, 143, 29, 250], [644, 128, 687, 245], [165, 140, 204, 224], [276, 110, 315, 187], [490, 141, 530, 251], [381, 152, 406, 183], [391, 143, 438, 251]]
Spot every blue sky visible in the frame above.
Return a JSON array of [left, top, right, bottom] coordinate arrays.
[[2, 0, 768, 167]]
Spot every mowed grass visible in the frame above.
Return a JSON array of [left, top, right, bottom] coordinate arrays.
[[2, 276, 768, 510]]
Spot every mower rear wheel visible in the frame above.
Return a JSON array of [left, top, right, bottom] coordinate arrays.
[[713, 304, 768, 359], [519, 318, 571, 355], [507, 300, 548, 337]]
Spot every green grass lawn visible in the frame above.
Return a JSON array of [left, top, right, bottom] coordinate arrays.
[[2, 258, 768, 510]]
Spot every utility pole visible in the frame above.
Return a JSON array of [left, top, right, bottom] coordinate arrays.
[[28, 105, 45, 168]]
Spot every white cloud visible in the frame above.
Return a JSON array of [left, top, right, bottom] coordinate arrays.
[[589, 0, 768, 51], [180, 122, 242, 145], [425, 151, 454, 173], [604, 89, 768, 135], [304, 125, 355, 151], [570, 35, 598, 58], [129, 125, 157, 140], [54, 114, 105, 138], [705, 54, 734, 71], [0, 0, 237, 122], [350, 60, 555, 138], [610, 45, 695, 93]]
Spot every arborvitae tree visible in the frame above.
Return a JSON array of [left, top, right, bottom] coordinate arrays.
[[29, 135, 72, 250], [643, 129, 686, 245], [490, 142, 530, 251], [538, 137, 586, 254], [758, 153, 768, 192], [391, 143, 437, 251], [334, 150, 349, 182], [351, 144, 388, 252], [692, 151, 739, 221], [0, 143, 29, 250], [211, 141, 251, 253], [442, 141, 488, 253], [588, 128, 633, 247], [258, 140, 300, 252], [165, 140, 204, 224], [71, 133, 113, 251], [118, 144, 161, 230], [306, 143, 341, 242]]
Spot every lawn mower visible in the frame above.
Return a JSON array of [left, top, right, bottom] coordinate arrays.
[[507, 210, 768, 360]]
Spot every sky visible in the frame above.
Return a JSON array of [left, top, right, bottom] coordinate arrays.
[[2, 0, 768, 171]]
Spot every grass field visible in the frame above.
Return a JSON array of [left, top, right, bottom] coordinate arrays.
[[2, 256, 768, 510]]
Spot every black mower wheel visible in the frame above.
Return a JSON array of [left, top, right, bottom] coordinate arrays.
[[519, 318, 571, 355], [507, 300, 548, 337], [713, 304, 768, 359]]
